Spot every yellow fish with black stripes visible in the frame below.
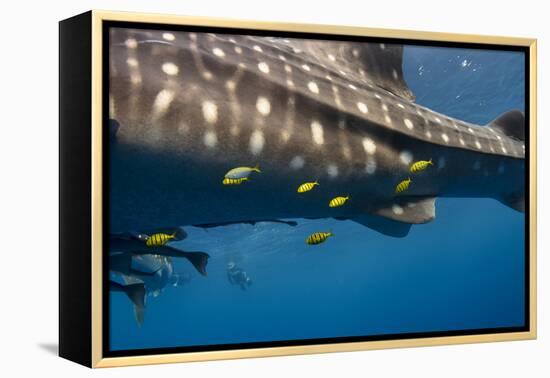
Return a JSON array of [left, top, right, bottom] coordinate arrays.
[[395, 178, 412, 194], [222, 177, 249, 185], [224, 164, 261, 179], [297, 181, 319, 193], [145, 232, 177, 247], [410, 159, 433, 173], [328, 195, 350, 208], [306, 231, 334, 245]]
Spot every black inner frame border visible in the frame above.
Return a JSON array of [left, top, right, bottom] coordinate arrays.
[[101, 20, 531, 358]]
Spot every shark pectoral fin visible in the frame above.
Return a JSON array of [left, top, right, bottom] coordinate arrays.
[[122, 283, 146, 327], [375, 197, 437, 224], [487, 110, 525, 141], [351, 214, 412, 238], [498, 194, 525, 213]]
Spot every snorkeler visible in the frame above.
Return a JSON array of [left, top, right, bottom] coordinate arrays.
[[226, 262, 253, 291]]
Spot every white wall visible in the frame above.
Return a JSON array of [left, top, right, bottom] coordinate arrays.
[[0, 0, 547, 376]]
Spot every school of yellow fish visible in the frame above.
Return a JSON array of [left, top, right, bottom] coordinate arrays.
[[135, 159, 433, 250], [219, 158, 434, 246]]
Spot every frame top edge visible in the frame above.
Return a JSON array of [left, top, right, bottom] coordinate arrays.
[[90, 9, 535, 47]]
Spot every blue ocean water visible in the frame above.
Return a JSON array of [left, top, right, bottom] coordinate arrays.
[[110, 45, 525, 351]]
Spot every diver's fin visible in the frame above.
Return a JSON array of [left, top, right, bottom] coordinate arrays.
[[180, 251, 210, 276], [487, 110, 525, 141], [351, 214, 412, 238], [498, 194, 525, 213], [375, 197, 437, 224], [122, 283, 146, 327]]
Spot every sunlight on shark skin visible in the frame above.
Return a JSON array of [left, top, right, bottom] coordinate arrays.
[[108, 28, 525, 237]]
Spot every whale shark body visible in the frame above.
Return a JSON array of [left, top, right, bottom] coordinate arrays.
[[108, 28, 525, 237]]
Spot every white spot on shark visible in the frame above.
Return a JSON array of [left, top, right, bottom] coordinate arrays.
[[399, 151, 413, 165], [249, 130, 265, 155], [234, 46, 242, 54], [253, 45, 263, 52], [441, 133, 449, 143], [392, 69, 399, 80], [278, 54, 286, 61], [308, 81, 320, 94], [126, 58, 138, 67], [212, 47, 225, 57], [225, 80, 236, 91], [289, 156, 305, 170], [203, 131, 218, 148], [202, 101, 218, 124], [425, 130, 432, 139], [366, 160, 377, 174], [258, 62, 270, 74], [284, 64, 292, 73], [256, 97, 271, 116], [362, 138, 377, 155], [130, 72, 142, 85], [348, 84, 357, 90], [286, 79, 295, 87], [379, 43, 386, 50], [202, 71, 213, 80], [162, 33, 175, 41], [328, 53, 336, 61], [404, 118, 414, 130], [310, 121, 325, 145], [357, 102, 368, 114], [397, 103, 405, 109], [459, 138, 466, 146], [301, 64, 311, 72], [475, 140, 482, 149], [392, 205, 404, 215], [385, 115, 392, 124], [382, 103, 389, 112], [327, 163, 339, 178], [152, 89, 175, 116], [125, 38, 138, 48], [162, 62, 179, 76]]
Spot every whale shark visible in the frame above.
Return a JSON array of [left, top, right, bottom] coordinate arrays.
[[108, 27, 525, 237]]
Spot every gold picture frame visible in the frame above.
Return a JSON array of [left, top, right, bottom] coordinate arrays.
[[59, 10, 537, 368]]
